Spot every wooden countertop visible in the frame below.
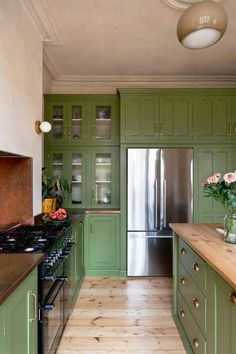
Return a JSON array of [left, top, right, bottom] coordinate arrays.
[[170, 223, 236, 290], [0, 253, 44, 305]]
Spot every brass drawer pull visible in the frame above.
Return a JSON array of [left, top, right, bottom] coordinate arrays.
[[180, 277, 186, 285], [179, 309, 185, 318], [193, 298, 200, 308], [180, 247, 186, 255], [193, 262, 200, 271], [229, 292, 236, 304], [192, 337, 199, 348]]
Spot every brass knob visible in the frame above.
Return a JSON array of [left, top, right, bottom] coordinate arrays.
[[79, 221, 83, 225], [229, 292, 236, 304], [193, 298, 200, 308], [193, 262, 200, 271], [179, 309, 185, 318], [192, 337, 199, 348], [180, 247, 186, 255], [180, 277, 186, 285]]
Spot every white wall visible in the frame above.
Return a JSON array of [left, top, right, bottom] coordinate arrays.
[[0, 0, 43, 215]]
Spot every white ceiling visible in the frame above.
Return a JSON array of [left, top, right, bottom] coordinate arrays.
[[24, 0, 236, 85]]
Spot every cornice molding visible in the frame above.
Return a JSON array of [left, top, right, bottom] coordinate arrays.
[[162, 0, 223, 11], [43, 51, 60, 80], [22, 0, 62, 44]]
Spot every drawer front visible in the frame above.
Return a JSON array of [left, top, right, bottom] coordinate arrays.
[[179, 238, 206, 293], [178, 262, 206, 336], [177, 290, 207, 354]]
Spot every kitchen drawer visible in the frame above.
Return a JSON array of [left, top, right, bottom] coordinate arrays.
[[177, 290, 207, 354], [178, 262, 206, 336], [178, 238, 206, 293]]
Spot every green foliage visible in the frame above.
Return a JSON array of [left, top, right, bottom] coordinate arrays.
[[42, 168, 71, 200]]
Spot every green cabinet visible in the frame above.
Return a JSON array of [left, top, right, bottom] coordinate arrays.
[[44, 147, 119, 209], [0, 268, 38, 354], [84, 213, 120, 275], [207, 266, 236, 354], [44, 95, 119, 146], [194, 147, 236, 223]]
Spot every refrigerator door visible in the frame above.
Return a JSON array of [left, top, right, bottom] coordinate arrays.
[[127, 232, 172, 276]]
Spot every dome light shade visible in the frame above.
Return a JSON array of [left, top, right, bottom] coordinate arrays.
[[177, 0, 228, 49]]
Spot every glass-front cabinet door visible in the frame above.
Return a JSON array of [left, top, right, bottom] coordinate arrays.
[[44, 149, 67, 178], [68, 150, 87, 208], [67, 102, 88, 144], [91, 149, 117, 208], [45, 103, 67, 144], [91, 102, 118, 144]]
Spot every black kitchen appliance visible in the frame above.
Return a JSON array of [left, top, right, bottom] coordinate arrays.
[[0, 223, 75, 354]]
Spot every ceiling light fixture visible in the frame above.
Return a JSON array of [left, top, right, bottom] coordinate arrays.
[[35, 120, 52, 134], [177, 0, 228, 49]]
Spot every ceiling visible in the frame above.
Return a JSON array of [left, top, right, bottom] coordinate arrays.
[[24, 0, 236, 85]]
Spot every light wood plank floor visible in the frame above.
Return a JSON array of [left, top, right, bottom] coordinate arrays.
[[57, 276, 186, 354]]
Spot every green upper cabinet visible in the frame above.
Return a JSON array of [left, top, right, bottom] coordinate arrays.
[[196, 95, 233, 142], [44, 95, 119, 146]]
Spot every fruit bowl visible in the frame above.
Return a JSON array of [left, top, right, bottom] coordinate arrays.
[[42, 214, 71, 225]]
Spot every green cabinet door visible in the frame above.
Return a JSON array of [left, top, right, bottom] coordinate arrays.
[[196, 95, 232, 142], [207, 266, 236, 354], [120, 94, 159, 142], [84, 214, 120, 275], [68, 149, 87, 208], [44, 101, 68, 145], [67, 101, 89, 144], [159, 95, 193, 141], [76, 217, 84, 281], [194, 147, 236, 223], [1, 268, 38, 354]]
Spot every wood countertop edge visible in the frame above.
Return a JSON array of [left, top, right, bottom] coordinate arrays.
[[170, 223, 236, 290], [0, 254, 44, 306]]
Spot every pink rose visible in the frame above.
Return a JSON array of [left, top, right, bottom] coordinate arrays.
[[206, 173, 221, 184], [223, 172, 236, 184]]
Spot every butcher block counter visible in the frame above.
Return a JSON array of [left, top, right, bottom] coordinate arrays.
[[170, 223, 236, 289], [0, 253, 43, 305]]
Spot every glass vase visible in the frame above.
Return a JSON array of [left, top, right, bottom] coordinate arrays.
[[223, 213, 236, 244]]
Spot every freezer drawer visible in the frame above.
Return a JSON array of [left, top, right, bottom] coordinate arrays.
[[127, 233, 172, 276]]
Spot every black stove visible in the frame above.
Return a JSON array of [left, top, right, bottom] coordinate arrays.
[[0, 224, 69, 253]]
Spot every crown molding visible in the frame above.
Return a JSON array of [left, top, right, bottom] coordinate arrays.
[[162, 0, 223, 11], [22, 0, 62, 44], [43, 51, 60, 80]]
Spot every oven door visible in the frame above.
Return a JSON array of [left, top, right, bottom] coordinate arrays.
[[42, 263, 67, 354]]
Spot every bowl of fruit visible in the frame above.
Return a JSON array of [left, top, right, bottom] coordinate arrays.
[[42, 208, 71, 224]]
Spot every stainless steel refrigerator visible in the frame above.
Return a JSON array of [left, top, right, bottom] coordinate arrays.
[[127, 148, 193, 276]]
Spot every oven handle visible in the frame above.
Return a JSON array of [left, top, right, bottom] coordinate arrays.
[[43, 277, 67, 311], [61, 242, 76, 258]]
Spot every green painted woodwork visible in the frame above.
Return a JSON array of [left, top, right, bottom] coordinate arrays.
[[207, 266, 236, 354], [84, 214, 120, 275], [194, 147, 236, 223], [44, 94, 119, 146], [0, 268, 37, 354], [44, 147, 120, 209]]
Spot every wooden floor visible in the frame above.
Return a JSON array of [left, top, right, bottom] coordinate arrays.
[[57, 276, 186, 354]]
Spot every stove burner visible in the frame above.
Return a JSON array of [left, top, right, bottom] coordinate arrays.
[[24, 247, 35, 252], [7, 238, 16, 242], [37, 238, 47, 242]]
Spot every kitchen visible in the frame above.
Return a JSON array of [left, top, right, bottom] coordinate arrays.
[[1, 0, 236, 353]]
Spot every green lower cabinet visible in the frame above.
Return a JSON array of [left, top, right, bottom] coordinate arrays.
[[84, 213, 120, 275], [207, 266, 236, 354], [0, 268, 38, 354]]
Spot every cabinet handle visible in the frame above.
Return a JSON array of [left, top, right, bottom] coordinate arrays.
[[180, 247, 186, 255], [160, 122, 164, 135], [29, 290, 37, 322], [229, 292, 236, 304], [155, 122, 159, 134], [68, 125, 71, 138], [79, 221, 83, 225], [179, 309, 185, 318], [180, 277, 186, 285], [193, 298, 200, 308], [228, 123, 232, 134], [193, 262, 200, 271], [63, 126, 66, 137], [192, 337, 199, 348], [92, 188, 95, 200]]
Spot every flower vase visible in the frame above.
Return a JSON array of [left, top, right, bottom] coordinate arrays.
[[223, 213, 236, 244]]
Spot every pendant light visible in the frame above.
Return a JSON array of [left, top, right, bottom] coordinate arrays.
[[177, 0, 228, 49]]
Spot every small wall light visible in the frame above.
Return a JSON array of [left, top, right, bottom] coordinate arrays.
[[177, 0, 228, 49], [35, 120, 52, 134]]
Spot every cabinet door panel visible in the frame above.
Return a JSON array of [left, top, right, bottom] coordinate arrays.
[[68, 150, 87, 208], [141, 98, 158, 139], [67, 102, 88, 144], [45, 102, 68, 145]]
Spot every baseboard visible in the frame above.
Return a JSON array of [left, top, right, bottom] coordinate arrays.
[[84, 269, 121, 276]]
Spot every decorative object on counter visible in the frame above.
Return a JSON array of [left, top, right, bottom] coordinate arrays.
[[203, 171, 236, 243], [35, 120, 52, 134], [42, 210, 71, 225], [42, 168, 71, 213]]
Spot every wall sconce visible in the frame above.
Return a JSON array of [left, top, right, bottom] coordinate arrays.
[[177, 0, 228, 49], [35, 120, 52, 134]]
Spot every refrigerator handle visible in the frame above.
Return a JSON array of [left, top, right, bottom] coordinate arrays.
[[154, 179, 159, 229], [163, 179, 167, 228]]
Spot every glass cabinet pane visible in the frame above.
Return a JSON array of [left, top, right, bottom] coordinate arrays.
[[71, 153, 83, 205], [52, 153, 63, 176], [52, 105, 64, 139], [95, 153, 112, 205], [95, 106, 111, 140], [71, 105, 82, 140]]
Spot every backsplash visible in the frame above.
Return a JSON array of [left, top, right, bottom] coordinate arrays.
[[0, 152, 32, 225]]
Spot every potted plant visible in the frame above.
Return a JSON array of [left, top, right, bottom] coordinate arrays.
[[42, 168, 71, 213]]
